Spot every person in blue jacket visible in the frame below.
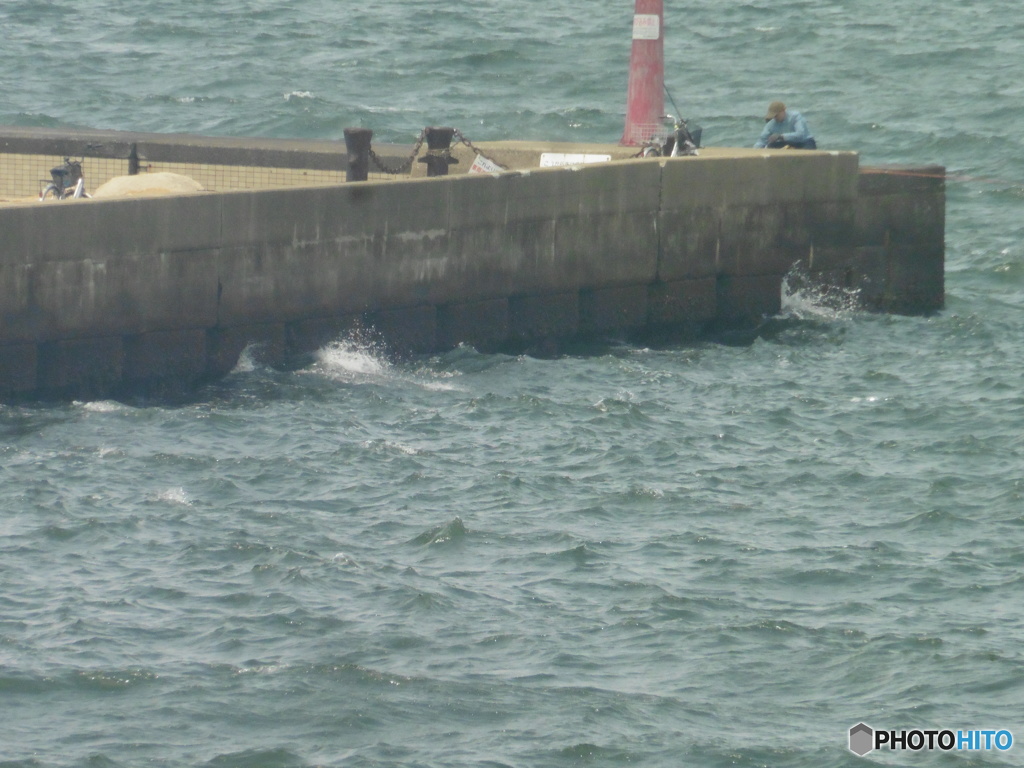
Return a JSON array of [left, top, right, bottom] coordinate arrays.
[[754, 101, 817, 149]]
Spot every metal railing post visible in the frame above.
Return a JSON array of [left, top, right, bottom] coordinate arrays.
[[343, 128, 373, 182], [418, 127, 459, 177]]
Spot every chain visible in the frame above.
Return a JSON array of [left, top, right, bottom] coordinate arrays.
[[366, 127, 509, 175], [369, 128, 427, 175], [452, 129, 509, 170]]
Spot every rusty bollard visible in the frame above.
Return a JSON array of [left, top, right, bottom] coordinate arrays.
[[344, 127, 373, 182], [418, 127, 459, 177]]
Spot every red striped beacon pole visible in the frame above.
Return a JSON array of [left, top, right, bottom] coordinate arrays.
[[620, 0, 665, 145]]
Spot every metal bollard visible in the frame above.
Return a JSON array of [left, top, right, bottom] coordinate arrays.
[[344, 127, 373, 182], [417, 126, 459, 177]]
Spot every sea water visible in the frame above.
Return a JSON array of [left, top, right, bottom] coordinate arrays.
[[2, 1, 1024, 766]]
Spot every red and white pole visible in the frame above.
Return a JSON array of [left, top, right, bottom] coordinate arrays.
[[620, 0, 665, 146]]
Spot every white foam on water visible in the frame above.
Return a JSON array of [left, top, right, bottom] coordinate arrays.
[[314, 339, 389, 379], [79, 400, 128, 413], [235, 664, 286, 675], [780, 267, 864, 321], [230, 344, 260, 374], [414, 374, 462, 392], [154, 487, 192, 506], [361, 439, 419, 455], [307, 336, 463, 393], [331, 552, 360, 566]]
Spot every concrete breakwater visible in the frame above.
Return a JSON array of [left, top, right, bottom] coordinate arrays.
[[0, 129, 944, 400]]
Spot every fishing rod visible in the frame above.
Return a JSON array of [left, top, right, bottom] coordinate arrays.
[[662, 83, 700, 155], [664, 83, 684, 124]]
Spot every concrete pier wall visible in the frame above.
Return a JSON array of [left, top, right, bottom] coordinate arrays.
[[0, 144, 944, 400]]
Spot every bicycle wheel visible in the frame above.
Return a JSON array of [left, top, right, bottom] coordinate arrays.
[[39, 184, 62, 201]]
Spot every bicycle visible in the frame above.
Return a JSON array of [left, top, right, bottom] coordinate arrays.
[[666, 114, 702, 156], [39, 157, 90, 200], [640, 115, 702, 158]]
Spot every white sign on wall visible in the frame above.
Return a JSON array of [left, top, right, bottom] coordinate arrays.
[[539, 153, 612, 168], [468, 154, 504, 174], [632, 14, 660, 40]]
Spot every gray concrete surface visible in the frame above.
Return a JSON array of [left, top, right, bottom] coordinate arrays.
[[0, 134, 944, 400]]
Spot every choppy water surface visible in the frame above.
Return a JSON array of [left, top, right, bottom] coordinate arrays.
[[2, 2, 1024, 766]]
